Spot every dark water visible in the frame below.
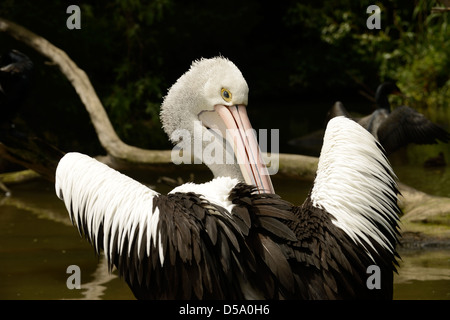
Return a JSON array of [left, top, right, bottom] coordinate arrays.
[[0, 163, 449, 300]]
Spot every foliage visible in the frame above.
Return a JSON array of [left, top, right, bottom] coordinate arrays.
[[285, 0, 449, 126], [0, 0, 448, 153], [284, 0, 388, 94], [83, 0, 172, 148], [379, 1, 450, 124], [294, 0, 448, 123]]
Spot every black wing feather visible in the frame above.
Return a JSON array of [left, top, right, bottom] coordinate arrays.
[[378, 105, 450, 154]]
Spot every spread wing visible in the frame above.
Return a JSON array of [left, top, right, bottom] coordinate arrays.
[[377, 105, 450, 154], [55, 152, 299, 299], [293, 116, 401, 299], [55, 153, 254, 299]]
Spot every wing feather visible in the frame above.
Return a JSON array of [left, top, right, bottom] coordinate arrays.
[[310, 116, 400, 256], [55, 153, 263, 299], [378, 105, 450, 154]]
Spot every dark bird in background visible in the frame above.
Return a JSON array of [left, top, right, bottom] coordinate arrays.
[[330, 82, 450, 155], [0, 49, 33, 125], [289, 82, 450, 156]]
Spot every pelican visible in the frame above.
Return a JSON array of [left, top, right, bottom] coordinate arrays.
[[54, 57, 400, 299], [330, 82, 450, 154]]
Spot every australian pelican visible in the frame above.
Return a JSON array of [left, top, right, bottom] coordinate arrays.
[[55, 57, 401, 299]]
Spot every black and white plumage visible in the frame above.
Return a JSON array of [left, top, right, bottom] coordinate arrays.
[[55, 57, 401, 299], [56, 154, 294, 299], [331, 82, 450, 154]]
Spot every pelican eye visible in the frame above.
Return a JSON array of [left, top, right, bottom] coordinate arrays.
[[221, 88, 232, 102]]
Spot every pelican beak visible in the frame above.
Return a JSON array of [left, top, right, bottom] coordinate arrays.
[[214, 104, 275, 194]]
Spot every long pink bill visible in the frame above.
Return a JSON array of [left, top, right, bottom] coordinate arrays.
[[215, 104, 275, 194]]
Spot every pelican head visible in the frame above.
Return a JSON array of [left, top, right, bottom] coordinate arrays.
[[160, 57, 274, 193]]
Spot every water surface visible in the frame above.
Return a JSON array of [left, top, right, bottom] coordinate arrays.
[[0, 163, 448, 300]]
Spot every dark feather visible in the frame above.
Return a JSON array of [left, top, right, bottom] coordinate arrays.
[[259, 235, 294, 292], [232, 205, 251, 229], [205, 215, 218, 245], [259, 216, 297, 241], [216, 219, 240, 252], [378, 105, 449, 154], [255, 205, 297, 221]]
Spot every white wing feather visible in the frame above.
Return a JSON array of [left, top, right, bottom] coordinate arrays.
[[55, 152, 161, 264], [311, 116, 399, 255]]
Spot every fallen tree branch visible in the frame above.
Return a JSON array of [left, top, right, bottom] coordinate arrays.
[[398, 182, 450, 225], [0, 168, 40, 185], [0, 133, 63, 182]]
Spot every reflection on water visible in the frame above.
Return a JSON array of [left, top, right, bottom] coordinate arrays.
[[0, 164, 449, 300], [394, 249, 450, 300], [393, 164, 450, 198]]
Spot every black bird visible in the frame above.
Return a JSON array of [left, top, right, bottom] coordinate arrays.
[[0, 49, 33, 124], [330, 82, 449, 154]]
